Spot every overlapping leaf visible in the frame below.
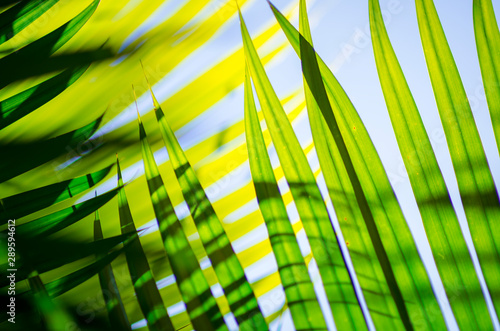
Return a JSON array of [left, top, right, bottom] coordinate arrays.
[[43, 248, 126, 298], [147, 84, 267, 330], [116, 158, 174, 331], [0, 165, 111, 223], [370, 0, 493, 328], [244, 65, 328, 331], [293, 0, 410, 328], [137, 105, 227, 331], [240, 8, 368, 330], [269, 3, 445, 329], [94, 208, 131, 330], [0, 0, 60, 44], [473, 0, 500, 151], [27, 272, 75, 331], [0, 115, 103, 184], [0, 232, 131, 287], [16, 187, 119, 238], [0, 0, 102, 87], [0, 66, 88, 130], [416, 0, 500, 320]]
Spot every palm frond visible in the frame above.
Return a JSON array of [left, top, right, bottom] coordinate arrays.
[[137, 99, 227, 331], [416, 0, 500, 321]]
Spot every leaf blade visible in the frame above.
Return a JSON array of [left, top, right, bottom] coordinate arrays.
[[269, 3, 446, 329], [416, 0, 500, 321], [0, 66, 88, 130], [474, 0, 500, 151], [244, 64, 328, 331], [0, 0, 60, 44], [295, 0, 412, 328], [94, 209, 131, 330], [0, 164, 111, 223], [240, 9, 368, 330], [0, 115, 103, 184], [137, 108, 227, 331], [146, 84, 267, 330], [370, 0, 494, 328], [116, 158, 174, 331], [16, 187, 119, 238]]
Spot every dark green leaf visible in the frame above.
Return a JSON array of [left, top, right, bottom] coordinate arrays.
[[0, 164, 111, 223], [0, 115, 102, 183], [94, 209, 131, 330], [45, 248, 125, 298], [116, 157, 174, 331], [0, 232, 132, 287], [0, 66, 88, 130], [16, 187, 119, 238], [0, 0, 99, 87], [0, 0, 60, 44]]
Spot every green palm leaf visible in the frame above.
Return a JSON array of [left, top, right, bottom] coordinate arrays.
[[27, 272, 75, 331], [240, 9, 369, 330], [45, 247, 125, 298], [416, 0, 500, 320], [474, 0, 500, 151], [116, 157, 174, 331], [296, 0, 410, 328], [94, 208, 131, 330], [146, 83, 267, 330], [0, 66, 88, 130], [0, 165, 111, 222], [0, 0, 60, 44], [370, 0, 493, 328], [0, 0, 100, 87], [2, 1, 499, 330], [269, 3, 446, 329], [0, 232, 131, 287], [244, 64, 328, 331], [16, 187, 119, 238], [137, 103, 227, 331], [0, 116, 102, 183]]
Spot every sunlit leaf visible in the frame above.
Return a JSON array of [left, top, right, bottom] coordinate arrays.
[[370, 0, 493, 328], [137, 100, 227, 331], [146, 81, 267, 330], [240, 8, 369, 330], [294, 0, 413, 328], [474, 0, 500, 151], [416, 0, 500, 321], [269, 3, 446, 329], [244, 64, 328, 331]]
